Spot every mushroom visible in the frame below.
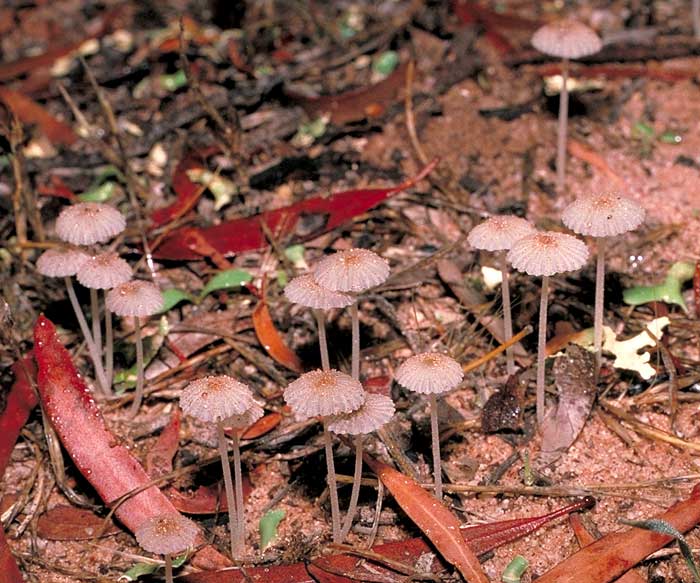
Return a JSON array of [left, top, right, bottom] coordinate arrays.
[[467, 215, 537, 375], [695, 0, 700, 40], [55, 202, 126, 247], [313, 248, 390, 380], [531, 19, 602, 191], [562, 193, 645, 370], [284, 369, 365, 542], [284, 273, 353, 370], [180, 375, 258, 558], [507, 231, 589, 424], [395, 352, 463, 499], [105, 279, 162, 415], [328, 392, 395, 542], [134, 513, 198, 583]]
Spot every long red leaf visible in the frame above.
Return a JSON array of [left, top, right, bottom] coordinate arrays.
[[183, 563, 315, 583], [153, 160, 437, 260], [151, 154, 207, 227], [145, 408, 181, 478], [253, 294, 302, 373]]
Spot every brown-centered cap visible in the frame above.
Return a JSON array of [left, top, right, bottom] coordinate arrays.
[[55, 202, 126, 246], [467, 215, 537, 252], [507, 231, 589, 276], [395, 352, 463, 395], [36, 248, 90, 278], [225, 402, 265, 430], [283, 369, 365, 419], [531, 19, 602, 60], [76, 252, 132, 289], [284, 273, 354, 310], [180, 375, 257, 423], [327, 393, 395, 435], [105, 280, 163, 317], [134, 513, 198, 556], [562, 193, 645, 238], [312, 248, 390, 293]]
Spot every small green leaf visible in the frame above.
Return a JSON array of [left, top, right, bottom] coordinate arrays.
[[259, 509, 285, 550], [186, 168, 238, 211], [78, 181, 115, 202], [502, 555, 529, 583], [277, 268, 288, 288], [158, 289, 194, 313], [623, 261, 694, 312], [200, 269, 253, 299], [118, 561, 159, 581], [659, 131, 682, 144], [284, 244, 306, 267], [373, 51, 399, 76], [633, 122, 654, 139], [160, 70, 188, 92]]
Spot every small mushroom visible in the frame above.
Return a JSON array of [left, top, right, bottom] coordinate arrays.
[[562, 193, 645, 370], [531, 19, 602, 191], [507, 231, 589, 424], [467, 215, 537, 375], [55, 202, 126, 246], [134, 513, 198, 583], [395, 352, 463, 499]]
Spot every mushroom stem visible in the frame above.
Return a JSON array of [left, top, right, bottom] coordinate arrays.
[[339, 435, 363, 542], [164, 553, 173, 583], [536, 276, 550, 425], [104, 291, 113, 390], [556, 59, 570, 192], [217, 420, 241, 559], [232, 431, 246, 554], [128, 320, 145, 418], [90, 288, 102, 366], [594, 238, 606, 374], [322, 420, 341, 542], [429, 393, 443, 499], [500, 251, 516, 376], [315, 309, 330, 371], [351, 302, 360, 380], [694, 0, 700, 40]]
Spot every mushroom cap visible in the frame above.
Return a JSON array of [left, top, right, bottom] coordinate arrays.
[[180, 375, 257, 423], [106, 280, 163, 317], [562, 193, 645, 238], [76, 252, 132, 289], [312, 248, 390, 293], [531, 19, 602, 60], [395, 352, 463, 395], [226, 402, 265, 430], [284, 273, 354, 310], [467, 215, 537, 252], [134, 513, 198, 556], [327, 393, 395, 435], [55, 202, 126, 246], [507, 231, 589, 277], [36, 248, 90, 278], [283, 369, 365, 419]]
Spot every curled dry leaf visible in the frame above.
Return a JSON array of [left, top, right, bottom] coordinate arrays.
[[145, 408, 181, 479], [253, 296, 303, 373], [482, 373, 526, 433]]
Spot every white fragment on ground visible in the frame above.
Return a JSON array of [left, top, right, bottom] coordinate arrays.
[[481, 265, 502, 290]]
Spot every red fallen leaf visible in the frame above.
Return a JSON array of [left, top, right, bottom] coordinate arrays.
[[537, 484, 700, 583], [568, 139, 624, 187], [153, 159, 437, 260], [145, 408, 181, 478], [363, 455, 489, 583], [0, 88, 78, 146], [37, 176, 76, 200], [183, 563, 315, 583], [240, 412, 282, 439], [36, 505, 121, 540], [173, 227, 235, 269], [151, 154, 208, 227], [166, 478, 252, 514], [363, 375, 393, 396], [694, 262, 700, 320], [536, 62, 695, 83]]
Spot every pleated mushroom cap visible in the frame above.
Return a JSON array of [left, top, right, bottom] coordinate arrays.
[[467, 215, 537, 252], [135, 513, 198, 556], [531, 19, 602, 60], [327, 393, 395, 435], [106, 280, 163, 317], [36, 248, 90, 278], [77, 252, 132, 289], [225, 402, 265, 430], [284, 274, 354, 310], [507, 231, 589, 277], [284, 369, 365, 419], [562, 193, 645, 238], [180, 376, 256, 423], [312, 249, 390, 293], [395, 352, 463, 395], [55, 202, 126, 246]]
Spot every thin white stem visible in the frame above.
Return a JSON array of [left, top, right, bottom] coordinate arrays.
[[430, 394, 442, 499], [315, 310, 330, 371], [339, 435, 363, 542], [323, 420, 341, 542], [217, 421, 241, 559], [128, 321, 145, 418], [232, 432, 246, 555], [501, 252, 515, 375], [164, 554, 173, 583], [351, 302, 360, 380], [556, 59, 570, 192], [90, 288, 102, 361], [594, 239, 606, 374], [536, 276, 550, 425], [104, 291, 113, 391], [694, 0, 700, 40]]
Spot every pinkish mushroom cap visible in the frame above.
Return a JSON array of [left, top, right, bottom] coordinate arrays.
[[395, 352, 463, 395], [312, 248, 390, 293], [181, 375, 257, 424], [467, 215, 537, 252], [106, 280, 163, 317], [531, 19, 602, 60], [283, 369, 365, 419], [134, 513, 198, 556], [77, 252, 132, 289], [562, 193, 645, 238], [507, 231, 589, 277], [327, 393, 395, 435], [284, 274, 354, 310], [36, 248, 90, 278], [55, 202, 126, 246]]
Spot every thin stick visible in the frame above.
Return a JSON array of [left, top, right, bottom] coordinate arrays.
[[104, 291, 113, 390], [463, 325, 532, 374], [694, 0, 700, 40], [315, 310, 330, 371], [90, 288, 103, 376], [232, 432, 246, 554], [430, 393, 442, 499], [164, 554, 173, 583], [217, 421, 241, 559], [323, 420, 341, 542], [594, 238, 606, 373], [501, 251, 515, 375], [536, 276, 550, 425], [339, 435, 363, 542], [128, 321, 145, 418], [351, 302, 360, 380], [556, 59, 570, 192]]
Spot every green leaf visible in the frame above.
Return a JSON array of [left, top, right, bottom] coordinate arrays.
[[502, 555, 529, 583], [158, 289, 194, 313], [78, 181, 115, 202], [633, 121, 654, 139], [623, 261, 694, 312], [186, 168, 238, 211], [160, 70, 188, 92], [259, 509, 285, 550], [200, 269, 253, 299], [373, 51, 399, 76], [276, 268, 288, 288], [659, 131, 682, 144], [118, 554, 188, 581], [284, 244, 306, 267]]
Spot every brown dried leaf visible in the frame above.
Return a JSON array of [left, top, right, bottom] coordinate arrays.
[[37, 506, 121, 540]]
